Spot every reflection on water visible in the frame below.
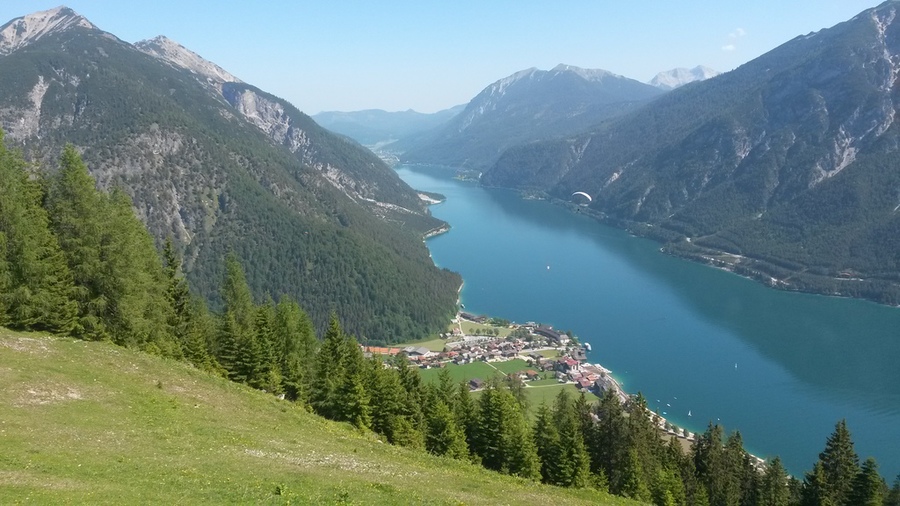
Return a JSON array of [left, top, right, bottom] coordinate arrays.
[[398, 164, 900, 477]]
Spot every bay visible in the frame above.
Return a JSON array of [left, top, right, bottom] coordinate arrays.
[[397, 163, 900, 478]]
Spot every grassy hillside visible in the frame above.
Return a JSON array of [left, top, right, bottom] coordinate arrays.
[[0, 329, 638, 505]]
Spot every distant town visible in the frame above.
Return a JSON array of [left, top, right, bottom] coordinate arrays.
[[363, 311, 701, 446]]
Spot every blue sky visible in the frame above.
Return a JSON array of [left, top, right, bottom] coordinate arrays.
[[0, 1, 881, 114]]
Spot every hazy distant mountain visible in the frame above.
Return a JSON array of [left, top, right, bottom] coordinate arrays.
[[313, 106, 464, 146], [483, 1, 900, 304], [0, 6, 460, 342], [649, 65, 720, 90], [399, 64, 665, 170]]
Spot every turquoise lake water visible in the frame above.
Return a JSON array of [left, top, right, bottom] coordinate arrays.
[[396, 164, 900, 479]]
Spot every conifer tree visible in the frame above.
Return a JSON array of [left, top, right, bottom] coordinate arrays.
[[218, 254, 258, 383], [801, 461, 835, 506], [310, 313, 349, 419], [885, 474, 900, 506], [424, 398, 468, 459], [454, 380, 478, 457], [848, 457, 883, 506], [591, 389, 628, 490], [758, 457, 790, 506], [533, 402, 562, 484], [473, 383, 539, 480], [0, 133, 76, 332], [365, 356, 406, 441], [45, 145, 112, 340], [817, 419, 859, 506], [551, 388, 591, 488], [162, 239, 213, 369], [46, 146, 175, 351], [273, 296, 317, 402]]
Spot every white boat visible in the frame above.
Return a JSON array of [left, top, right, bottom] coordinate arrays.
[[584, 342, 592, 351]]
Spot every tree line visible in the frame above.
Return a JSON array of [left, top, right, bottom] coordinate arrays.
[[2, 136, 898, 505]]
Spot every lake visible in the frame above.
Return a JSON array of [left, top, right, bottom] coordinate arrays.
[[396, 164, 900, 479]]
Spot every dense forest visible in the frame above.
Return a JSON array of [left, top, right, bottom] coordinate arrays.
[[2, 137, 898, 505]]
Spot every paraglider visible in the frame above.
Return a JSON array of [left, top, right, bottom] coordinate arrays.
[[571, 191, 592, 204]]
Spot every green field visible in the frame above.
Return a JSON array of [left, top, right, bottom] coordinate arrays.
[[458, 320, 512, 338], [0, 328, 635, 505], [418, 361, 500, 384], [524, 384, 600, 409], [392, 336, 449, 352]]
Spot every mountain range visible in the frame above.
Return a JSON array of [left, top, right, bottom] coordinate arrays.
[[648, 65, 721, 90], [0, 7, 460, 343], [482, 1, 900, 304], [313, 105, 465, 147], [398, 64, 667, 170]]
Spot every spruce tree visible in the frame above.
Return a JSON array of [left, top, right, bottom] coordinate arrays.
[[848, 457, 883, 506], [817, 419, 859, 506], [758, 457, 790, 506], [552, 388, 591, 488], [591, 389, 628, 491], [801, 461, 835, 506], [45, 145, 110, 340], [273, 296, 317, 403], [0, 133, 76, 332], [885, 474, 900, 506], [533, 402, 561, 484], [425, 399, 468, 459], [218, 254, 258, 383]]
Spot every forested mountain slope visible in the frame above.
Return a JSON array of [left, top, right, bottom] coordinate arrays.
[[0, 7, 459, 342], [400, 64, 664, 170], [484, 1, 900, 304]]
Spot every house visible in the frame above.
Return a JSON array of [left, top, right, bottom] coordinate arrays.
[[534, 325, 562, 343], [362, 346, 402, 358], [403, 346, 432, 359], [524, 370, 541, 381], [577, 378, 593, 390], [469, 378, 484, 390]]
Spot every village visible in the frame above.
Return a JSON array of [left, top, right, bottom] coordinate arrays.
[[362, 311, 700, 447]]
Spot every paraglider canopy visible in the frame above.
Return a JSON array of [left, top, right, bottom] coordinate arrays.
[[572, 191, 592, 203]]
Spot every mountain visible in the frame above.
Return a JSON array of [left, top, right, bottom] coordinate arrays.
[[649, 65, 720, 90], [0, 7, 460, 343], [313, 105, 465, 146], [483, 1, 900, 304], [399, 64, 665, 170]]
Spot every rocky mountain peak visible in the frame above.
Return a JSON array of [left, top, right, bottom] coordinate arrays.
[[0, 6, 95, 56], [135, 35, 242, 85], [649, 65, 720, 90], [550, 63, 618, 82]]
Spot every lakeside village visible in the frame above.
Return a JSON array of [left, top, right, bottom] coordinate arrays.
[[362, 311, 708, 452]]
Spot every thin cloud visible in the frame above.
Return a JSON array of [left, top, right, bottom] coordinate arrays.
[[722, 27, 746, 52]]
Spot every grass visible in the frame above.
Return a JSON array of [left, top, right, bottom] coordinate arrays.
[[391, 337, 448, 352], [0, 328, 638, 505], [458, 320, 512, 338], [524, 384, 599, 410], [418, 362, 499, 384]]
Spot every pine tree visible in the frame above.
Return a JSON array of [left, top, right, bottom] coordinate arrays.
[[801, 461, 835, 506], [758, 457, 790, 506], [693, 423, 728, 506], [848, 457, 883, 506], [218, 254, 257, 383], [365, 356, 406, 441], [533, 402, 561, 484], [551, 388, 591, 487], [591, 389, 628, 491], [162, 239, 212, 368], [885, 474, 900, 506], [45, 145, 110, 340], [425, 398, 468, 459], [817, 419, 859, 506], [273, 296, 317, 403], [0, 133, 76, 332], [310, 313, 346, 418]]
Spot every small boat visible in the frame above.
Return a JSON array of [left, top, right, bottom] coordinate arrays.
[[688, 410, 692, 417], [584, 342, 592, 352]]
